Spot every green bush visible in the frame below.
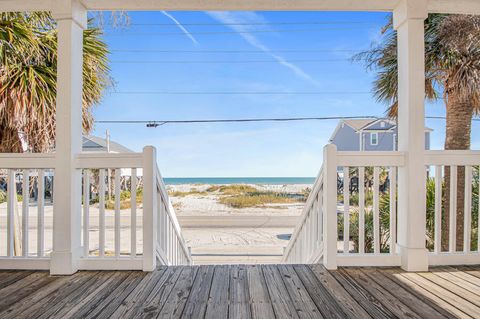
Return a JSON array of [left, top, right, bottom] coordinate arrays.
[[340, 170, 480, 253], [0, 190, 6, 204], [0, 190, 22, 203]]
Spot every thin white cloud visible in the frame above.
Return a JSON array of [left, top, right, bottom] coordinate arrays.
[[206, 11, 320, 86], [161, 11, 199, 45]]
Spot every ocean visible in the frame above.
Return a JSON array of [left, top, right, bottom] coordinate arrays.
[[163, 177, 315, 185]]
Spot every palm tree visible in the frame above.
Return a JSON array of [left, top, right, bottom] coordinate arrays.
[[0, 12, 110, 255], [0, 12, 110, 153], [355, 14, 480, 251]]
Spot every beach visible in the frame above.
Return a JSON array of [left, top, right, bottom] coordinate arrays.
[[167, 183, 311, 264]]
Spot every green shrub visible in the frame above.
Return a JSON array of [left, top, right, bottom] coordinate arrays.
[[0, 190, 6, 204], [340, 171, 480, 253]]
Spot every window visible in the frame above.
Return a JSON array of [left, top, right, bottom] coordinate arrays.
[[371, 133, 378, 145], [380, 121, 385, 128]]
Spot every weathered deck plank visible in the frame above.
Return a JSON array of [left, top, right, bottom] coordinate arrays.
[[361, 268, 454, 319], [262, 264, 300, 319], [277, 265, 322, 318], [182, 265, 215, 319], [308, 264, 372, 319], [0, 265, 478, 319], [205, 265, 230, 319], [246, 265, 276, 319], [229, 265, 251, 319], [341, 268, 422, 318]]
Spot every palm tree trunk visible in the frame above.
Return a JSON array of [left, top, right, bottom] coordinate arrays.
[[443, 91, 473, 251]]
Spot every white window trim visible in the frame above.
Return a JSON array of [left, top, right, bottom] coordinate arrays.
[[370, 133, 379, 145]]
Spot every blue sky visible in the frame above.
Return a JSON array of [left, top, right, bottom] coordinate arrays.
[[90, 11, 479, 177]]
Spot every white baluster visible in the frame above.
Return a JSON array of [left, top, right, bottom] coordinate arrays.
[[83, 170, 90, 257], [449, 165, 457, 252], [343, 167, 350, 254], [114, 169, 121, 257], [22, 170, 30, 257], [99, 169, 106, 257], [359, 167, 365, 254], [7, 170, 15, 257], [434, 166, 442, 254], [37, 170, 44, 257], [131, 169, 137, 257], [318, 189, 323, 244], [373, 167, 380, 254], [464, 166, 472, 252]]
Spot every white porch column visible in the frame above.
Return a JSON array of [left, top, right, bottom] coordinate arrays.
[[393, 0, 429, 271], [50, 0, 86, 275]]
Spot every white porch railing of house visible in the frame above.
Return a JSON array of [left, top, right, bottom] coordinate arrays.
[[0, 153, 54, 270], [283, 145, 480, 268], [0, 146, 191, 272], [426, 150, 480, 266]]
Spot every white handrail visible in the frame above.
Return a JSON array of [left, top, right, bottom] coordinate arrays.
[[282, 165, 325, 263], [154, 166, 192, 264], [425, 150, 480, 165]]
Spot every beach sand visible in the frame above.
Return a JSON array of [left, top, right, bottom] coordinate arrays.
[[168, 183, 310, 264]]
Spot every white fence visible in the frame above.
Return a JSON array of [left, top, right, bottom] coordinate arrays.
[[283, 145, 480, 268], [0, 147, 191, 271]]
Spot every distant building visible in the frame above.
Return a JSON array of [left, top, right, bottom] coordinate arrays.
[[82, 135, 142, 177], [82, 135, 133, 153], [329, 118, 432, 151]]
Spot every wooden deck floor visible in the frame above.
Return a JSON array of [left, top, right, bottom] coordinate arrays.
[[0, 265, 479, 318]]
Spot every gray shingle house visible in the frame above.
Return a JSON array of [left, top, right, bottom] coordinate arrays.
[[329, 118, 432, 151]]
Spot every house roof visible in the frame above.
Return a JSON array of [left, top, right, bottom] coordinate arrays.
[[329, 118, 433, 142], [82, 135, 133, 153], [342, 119, 374, 131]]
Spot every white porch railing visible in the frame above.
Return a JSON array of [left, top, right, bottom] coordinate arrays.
[[0, 146, 191, 271], [0, 154, 54, 270], [426, 151, 480, 266], [283, 145, 480, 268]]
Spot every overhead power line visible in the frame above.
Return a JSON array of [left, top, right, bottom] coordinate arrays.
[[103, 27, 374, 36], [111, 58, 350, 64], [96, 116, 379, 127], [108, 21, 376, 27], [110, 48, 361, 53], [95, 116, 480, 127], [111, 91, 372, 95]]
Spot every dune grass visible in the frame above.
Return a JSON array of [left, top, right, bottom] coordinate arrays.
[[219, 193, 297, 208], [168, 184, 310, 209], [206, 184, 258, 195], [168, 188, 208, 197]]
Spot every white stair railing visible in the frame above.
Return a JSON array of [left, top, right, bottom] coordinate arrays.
[[282, 165, 325, 264]]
